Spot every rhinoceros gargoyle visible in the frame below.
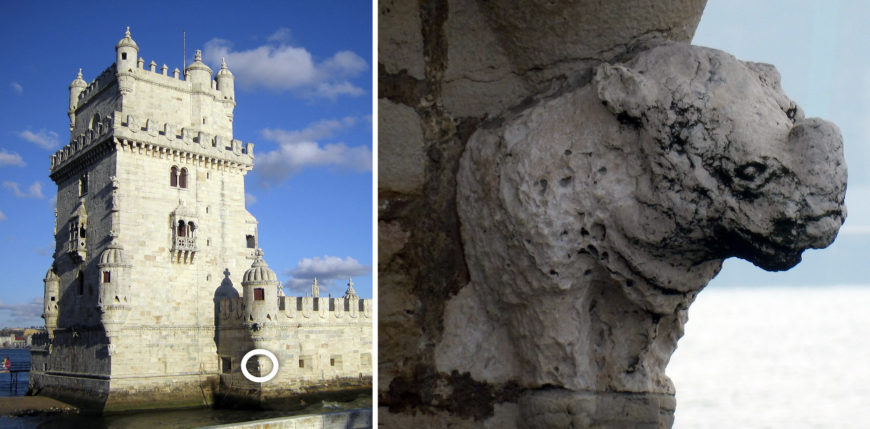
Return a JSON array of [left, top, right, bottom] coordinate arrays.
[[441, 42, 847, 426]]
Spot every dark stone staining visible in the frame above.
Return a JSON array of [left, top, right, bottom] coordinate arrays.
[[386, 368, 521, 421], [380, 0, 490, 417], [616, 111, 643, 128], [538, 179, 548, 195], [378, 64, 427, 106], [559, 176, 572, 187], [590, 223, 606, 240], [564, 149, 572, 156], [735, 161, 767, 182]]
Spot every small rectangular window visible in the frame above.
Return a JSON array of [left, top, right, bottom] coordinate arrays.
[[122, 52, 127, 60], [246, 235, 256, 249], [254, 288, 264, 301], [50, 297, 56, 302], [103, 272, 111, 283], [221, 357, 232, 374], [299, 359, 304, 368], [330, 358, 335, 367]]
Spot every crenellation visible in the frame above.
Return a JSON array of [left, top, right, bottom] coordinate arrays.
[[51, 111, 254, 175]]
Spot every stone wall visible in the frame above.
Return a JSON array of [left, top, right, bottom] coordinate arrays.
[[216, 297, 373, 400]]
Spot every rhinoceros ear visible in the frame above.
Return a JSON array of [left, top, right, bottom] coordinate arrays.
[[593, 63, 659, 122]]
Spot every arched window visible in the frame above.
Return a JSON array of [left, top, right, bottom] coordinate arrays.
[[89, 113, 100, 131], [177, 220, 186, 237], [170, 166, 178, 187], [79, 174, 88, 196], [188, 221, 196, 237], [179, 168, 188, 189]]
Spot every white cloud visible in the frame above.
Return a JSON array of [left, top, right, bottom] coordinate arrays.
[[17, 129, 59, 150], [245, 193, 257, 206], [0, 297, 43, 327], [0, 149, 25, 167], [255, 118, 371, 185], [268, 28, 293, 43], [202, 35, 367, 97], [0, 210, 5, 222], [3, 181, 44, 199], [283, 255, 371, 294], [315, 81, 366, 98], [10, 82, 23, 95]]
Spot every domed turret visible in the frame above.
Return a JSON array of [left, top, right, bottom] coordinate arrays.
[[243, 255, 278, 284], [68, 69, 87, 128], [215, 57, 235, 102], [185, 50, 213, 88], [99, 241, 129, 266], [344, 277, 359, 300], [98, 237, 132, 333], [115, 27, 139, 73], [43, 268, 59, 335], [242, 249, 279, 327]]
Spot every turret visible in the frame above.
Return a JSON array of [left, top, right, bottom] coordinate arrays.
[[242, 249, 279, 327], [185, 50, 213, 89], [98, 237, 132, 336], [115, 27, 139, 97], [115, 27, 139, 73], [215, 57, 235, 103], [68, 69, 87, 130], [344, 277, 359, 300], [42, 268, 59, 337]]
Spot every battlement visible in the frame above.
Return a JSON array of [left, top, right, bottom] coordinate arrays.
[[50, 110, 254, 177], [75, 65, 117, 109], [217, 295, 372, 324]]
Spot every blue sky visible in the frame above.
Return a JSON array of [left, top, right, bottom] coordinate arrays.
[[0, 1, 373, 327], [695, 0, 870, 289]]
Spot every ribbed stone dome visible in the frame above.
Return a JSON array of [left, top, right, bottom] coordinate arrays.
[[99, 242, 129, 266], [70, 69, 86, 89], [44, 269, 58, 282], [243, 251, 277, 284], [216, 58, 233, 78], [185, 50, 213, 74], [116, 27, 139, 51]]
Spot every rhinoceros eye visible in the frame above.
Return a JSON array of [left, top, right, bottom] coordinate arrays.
[[735, 162, 767, 181]]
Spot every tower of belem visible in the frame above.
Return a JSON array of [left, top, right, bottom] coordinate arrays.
[[29, 29, 372, 412]]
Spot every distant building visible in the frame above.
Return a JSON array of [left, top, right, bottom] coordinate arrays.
[[29, 29, 371, 412]]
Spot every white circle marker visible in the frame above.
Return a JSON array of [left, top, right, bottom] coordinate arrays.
[[240, 349, 280, 383]]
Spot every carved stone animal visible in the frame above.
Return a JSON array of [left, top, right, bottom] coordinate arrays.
[[444, 42, 846, 421]]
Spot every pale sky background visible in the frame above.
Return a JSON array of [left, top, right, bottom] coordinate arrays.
[[695, 0, 870, 289], [0, 2, 373, 327], [673, 1, 870, 426]]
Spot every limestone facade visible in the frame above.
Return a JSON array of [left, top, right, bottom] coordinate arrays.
[[29, 28, 371, 412]]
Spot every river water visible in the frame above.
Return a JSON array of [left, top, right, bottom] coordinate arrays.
[[669, 284, 870, 428], [0, 348, 30, 397]]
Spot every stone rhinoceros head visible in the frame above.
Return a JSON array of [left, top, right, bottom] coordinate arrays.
[[452, 43, 847, 394], [593, 43, 847, 275], [458, 43, 846, 317]]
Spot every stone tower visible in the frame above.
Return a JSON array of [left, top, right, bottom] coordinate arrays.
[[30, 28, 260, 411]]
